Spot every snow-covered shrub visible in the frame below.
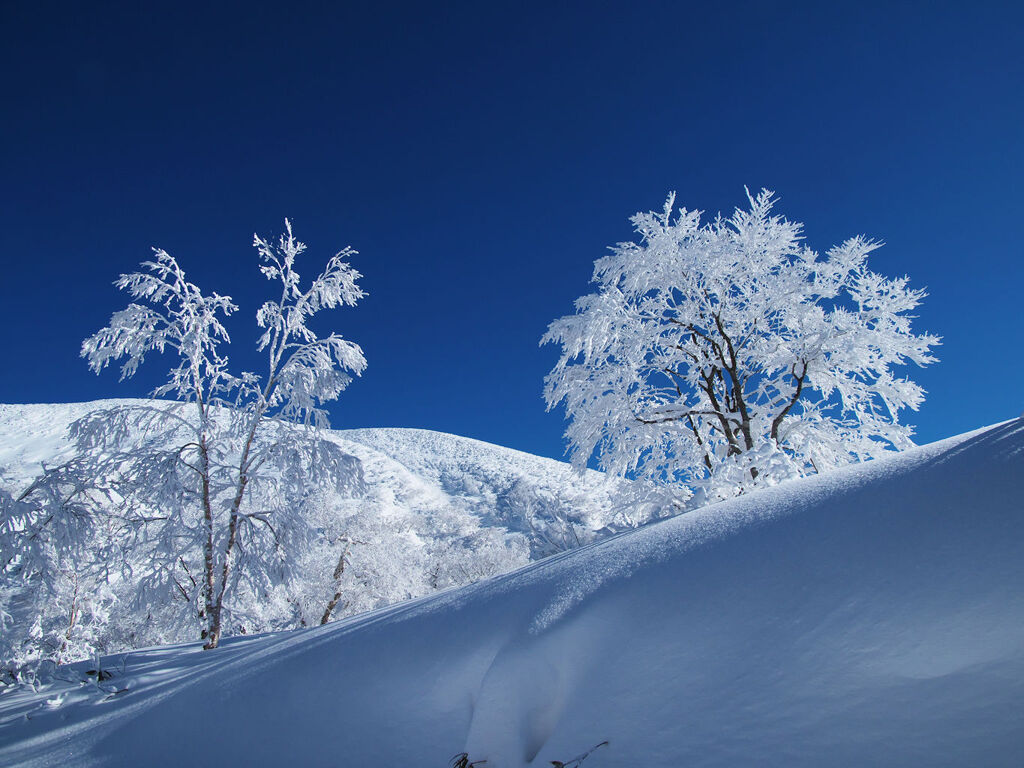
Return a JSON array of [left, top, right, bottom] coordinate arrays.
[[0, 469, 122, 682], [498, 480, 588, 557]]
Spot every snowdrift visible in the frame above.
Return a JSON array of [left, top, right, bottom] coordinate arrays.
[[2, 419, 1023, 767]]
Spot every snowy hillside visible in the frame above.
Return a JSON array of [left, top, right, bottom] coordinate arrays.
[[0, 401, 642, 666], [338, 426, 637, 553], [0, 401, 627, 554], [2, 418, 1022, 767]]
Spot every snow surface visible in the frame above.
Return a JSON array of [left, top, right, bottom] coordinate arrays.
[[2, 417, 1023, 766]]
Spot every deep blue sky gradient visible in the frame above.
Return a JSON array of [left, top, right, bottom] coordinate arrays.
[[2, 1, 1022, 460]]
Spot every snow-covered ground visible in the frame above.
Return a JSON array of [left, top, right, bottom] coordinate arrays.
[[1, 416, 1021, 766]]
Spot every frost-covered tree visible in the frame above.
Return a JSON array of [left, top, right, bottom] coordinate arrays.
[[75, 220, 368, 649], [543, 189, 940, 506], [292, 492, 530, 628], [499, 481, 588, 557], [0, 469, 119, 679]]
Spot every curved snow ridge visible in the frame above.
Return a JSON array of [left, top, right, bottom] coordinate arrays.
[[338, 426, 604, 483], [337, 426, 631, 554], [3, 418, 1022, 767], [339, 427, 621, 508]]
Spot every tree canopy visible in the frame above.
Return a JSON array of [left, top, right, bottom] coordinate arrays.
[[543, 189, 940, 507]]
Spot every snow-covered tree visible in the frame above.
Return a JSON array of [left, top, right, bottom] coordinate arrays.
[[75, 220, 368, 648], [0, 471, 118, 679], [542, 189, 940, 506], [498, 481, 589, 557]]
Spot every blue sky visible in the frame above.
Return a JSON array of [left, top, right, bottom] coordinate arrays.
[[1, 1, 1021, 461]]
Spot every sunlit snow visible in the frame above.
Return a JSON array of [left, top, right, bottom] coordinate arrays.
[[1, 412, 1021, 766]]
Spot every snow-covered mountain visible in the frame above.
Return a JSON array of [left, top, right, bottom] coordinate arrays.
[[0, 402, 626, 550], [2, 417, 1022, 766]]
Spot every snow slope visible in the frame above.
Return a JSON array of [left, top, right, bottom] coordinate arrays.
[[2, 419, 1023, 766]]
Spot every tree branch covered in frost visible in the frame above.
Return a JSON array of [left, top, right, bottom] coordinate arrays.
[[543, 189, 940, 506], [251, 219, 367, 428]]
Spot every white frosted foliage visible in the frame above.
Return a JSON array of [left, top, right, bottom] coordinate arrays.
[[6, 220, 373, 658], [543, 189, 940, 505]]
